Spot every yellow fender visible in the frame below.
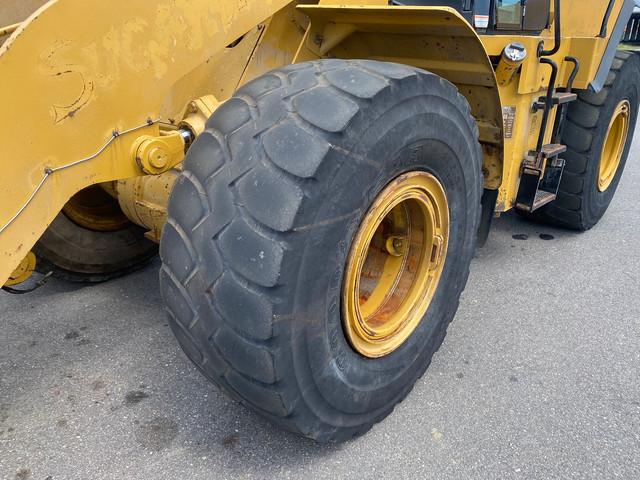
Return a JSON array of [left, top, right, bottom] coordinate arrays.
[[296, 4, 505, 191]]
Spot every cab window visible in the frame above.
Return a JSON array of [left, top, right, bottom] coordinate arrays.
[[496, 0, 524, 30], [495, 0, 550, 32]]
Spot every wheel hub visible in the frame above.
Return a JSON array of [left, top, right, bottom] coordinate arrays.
[[342, 172, 450, 358], [62, 185, 130, 232]]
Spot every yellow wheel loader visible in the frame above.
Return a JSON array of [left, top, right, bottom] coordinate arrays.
[[1, 0, 639, 441]]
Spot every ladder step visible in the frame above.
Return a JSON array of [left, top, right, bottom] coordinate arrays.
[[540, 143, 567, 158], [516, 152, 566, 213], [551, 92, 578, 105], [516, 190, 557, 213], [534, 92, 577, 110], [532, 190, 557, 210]]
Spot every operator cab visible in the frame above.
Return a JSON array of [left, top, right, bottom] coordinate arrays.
[[389, 0, 551, 33]]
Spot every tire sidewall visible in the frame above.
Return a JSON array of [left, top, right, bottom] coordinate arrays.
[[289, 89, 480, 417]]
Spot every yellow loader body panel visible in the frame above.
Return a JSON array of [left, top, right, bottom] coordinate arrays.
[[0, 0, 634, 285]]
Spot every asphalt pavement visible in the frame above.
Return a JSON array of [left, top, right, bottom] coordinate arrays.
[[1, 132, 640, 480]]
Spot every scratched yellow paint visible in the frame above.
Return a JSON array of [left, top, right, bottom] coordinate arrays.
[[0, 0, 292, 285]]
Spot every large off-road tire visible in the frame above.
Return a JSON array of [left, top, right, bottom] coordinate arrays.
[[160, 60, 482, 442], [34, 186, 157, 283], [523, 50, 639, 230]]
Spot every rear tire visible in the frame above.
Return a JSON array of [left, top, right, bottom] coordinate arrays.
[[522, 50, 639, 230], [34, 187, 157, 283], [160, 60, 482, 442]]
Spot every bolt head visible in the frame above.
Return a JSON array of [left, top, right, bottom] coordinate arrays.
[[148, 147, 169, 169]]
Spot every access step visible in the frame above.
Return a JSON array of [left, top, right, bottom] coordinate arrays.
[[515, 147, 567, 213], [516, 165, 564, 212], [540, 143, 567, 158], [531, 190, 557, 211], [533, 92, 578, 112]]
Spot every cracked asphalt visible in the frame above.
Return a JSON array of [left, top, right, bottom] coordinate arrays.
[[1, 133, 639, 480]]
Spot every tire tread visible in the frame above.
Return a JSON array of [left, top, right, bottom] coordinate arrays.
[[161, 60, 482, 441]]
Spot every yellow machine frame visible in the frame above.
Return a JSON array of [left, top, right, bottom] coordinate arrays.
[[0, 0, 633, 285]]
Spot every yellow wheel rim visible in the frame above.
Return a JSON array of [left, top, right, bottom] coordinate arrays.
[[62, 185, 130, 232], [598, 100, 630, 192], [342, 172, 450, 358], [6, 251, 36, 286]]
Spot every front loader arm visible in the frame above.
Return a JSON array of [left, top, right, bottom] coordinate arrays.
[[0, 0, 292, 285]]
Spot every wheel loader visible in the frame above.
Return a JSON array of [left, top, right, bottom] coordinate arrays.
[[1, 0, 639, 442]]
